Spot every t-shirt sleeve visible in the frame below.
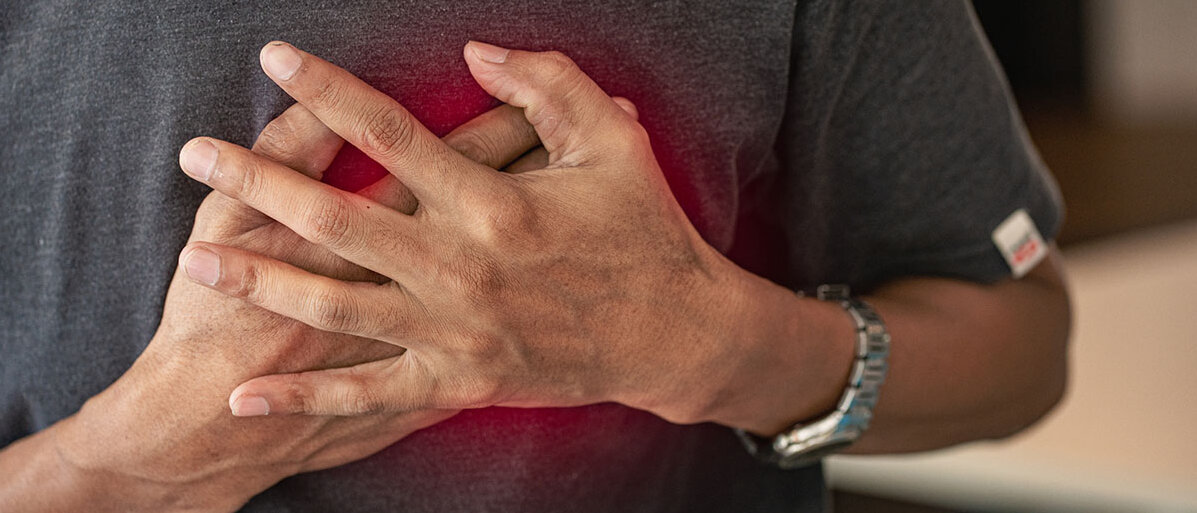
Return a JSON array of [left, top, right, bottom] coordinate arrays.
[[771, 0, 1063, 289]]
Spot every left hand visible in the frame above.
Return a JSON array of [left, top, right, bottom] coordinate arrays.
[[178, 41, 758, 425]]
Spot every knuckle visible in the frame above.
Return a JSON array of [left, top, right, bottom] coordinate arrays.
[[348, 387, 386, 415], [445, 370, 504, 409], [467, 379, 504, 408], [475, 193, 538, 245], [539, 50, 578, 76], [280, 375, 316, 415], [192, 194, 244, 240], [612, 97, 639, 120], [359, 106, 415, 158], [535, 52, 585, 99], [444, 129, 499, 166], [231, 260, 263, 301], [254, 117, 298, 162], [621, 122, 653, 152], [228, 154, 266, 201], [308, 288, 358, 333], [303, 195, 354, 248], [523, 70, 586, 145], [309, 76, 348, 113]]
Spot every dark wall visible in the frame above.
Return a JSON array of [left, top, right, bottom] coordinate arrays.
[[972, 1, 1088, 109], [971, 1, 1197, 244]]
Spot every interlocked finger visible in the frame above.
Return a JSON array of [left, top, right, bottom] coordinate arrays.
[[259, 42, 495, 212], [180, 137, 422, 281], [180, 242, 418, 341]]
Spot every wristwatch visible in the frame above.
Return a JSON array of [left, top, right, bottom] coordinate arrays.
[[735, 284, 890, 469]]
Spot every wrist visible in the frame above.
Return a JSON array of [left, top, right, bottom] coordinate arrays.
[[0, 415, 206, 513], [56, 408, 242, 513], [51, 415, 171, 513], [55, 374, 267, 513], [698, 266, 858, 435]]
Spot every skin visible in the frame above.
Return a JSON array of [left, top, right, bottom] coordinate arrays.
[[0, 94, 595, 512], [0, 40, 1070, 511], [180, 40, 1071, 452]]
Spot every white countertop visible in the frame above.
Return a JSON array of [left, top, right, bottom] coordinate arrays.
[[826, 220, 1197, 513]]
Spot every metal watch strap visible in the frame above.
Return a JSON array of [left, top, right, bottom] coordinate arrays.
[[735, 284, 891, 469]]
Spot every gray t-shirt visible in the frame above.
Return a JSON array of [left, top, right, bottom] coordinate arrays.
[[0, 1, 1061, 511]]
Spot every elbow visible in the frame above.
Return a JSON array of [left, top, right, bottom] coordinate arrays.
[[1036, 359, 1069, 426], [990, 260, 1073, 441], [990, 354, 1068, 441]]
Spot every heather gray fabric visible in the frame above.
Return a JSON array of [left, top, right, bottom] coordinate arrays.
[[0, 1, 1060, 511]]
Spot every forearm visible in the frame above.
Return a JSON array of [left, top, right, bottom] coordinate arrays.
[[847, 250, 1070, 453], [0, 391, 258, 513], [705, 248, 1071, 454], [0, 421, 82, 511], [0, 416, 169, 513]]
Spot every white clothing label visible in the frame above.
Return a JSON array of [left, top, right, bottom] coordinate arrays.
[[992, 209, 1047, 279]]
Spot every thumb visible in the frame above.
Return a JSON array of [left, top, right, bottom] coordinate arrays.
[[463, 41, 639, 165]]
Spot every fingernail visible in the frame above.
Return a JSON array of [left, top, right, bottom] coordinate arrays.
[[180, 140, 217, 181], [469, 41, 509, 64], [231, 395, 270, 417], [261, 42, 302, 80], [183, 247, 221, 286]]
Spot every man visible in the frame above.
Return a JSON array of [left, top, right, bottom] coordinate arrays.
[[0, 1, 1069, 511]]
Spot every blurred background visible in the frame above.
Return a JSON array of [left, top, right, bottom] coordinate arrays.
[[829, 1, 1197, 512]]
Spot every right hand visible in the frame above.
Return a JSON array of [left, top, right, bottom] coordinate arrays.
[[48, 99, 549, 512]]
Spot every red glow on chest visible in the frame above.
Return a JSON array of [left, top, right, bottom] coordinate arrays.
[[314, 70, 725, 253], [320, 74, 499, 193]]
